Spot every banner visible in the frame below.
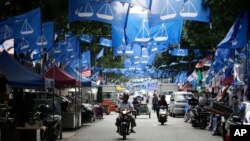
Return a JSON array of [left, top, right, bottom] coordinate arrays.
[[79, 33, 93, 43], [0, 8, 41, 53], [100, 37, 112, 47], [171, 48, 188, 56], [52, 36, 80, 64], [149, 0, 211, 27], [36, 22, 54, 50], [69, 0, 130, 27], [125, 5, 183, 44]]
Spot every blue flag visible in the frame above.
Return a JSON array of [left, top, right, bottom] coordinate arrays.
[[148, 53, 156, 65], [171, 48, 188, 56], [114, 43, 126, 56], [52, 36, 80, 64], [35, 22, 54, 50], [124, 58, 132, 68], [96, 48, 104, 60], [14, 8, 41, 53], [0, 18, 14, 43], [0, 8, 41, 54], [69, 0, 130, 27], [125, 5, 183, 44], [100, 37, 112, 47], [149, 0, 211, 27], [82, 50, 91, 67], [217, 10, 248, 49], [125, 44, 134, 56], [112, 25, 126, 56], [80, 33, 93, 43], [132, 44, 142, 57]]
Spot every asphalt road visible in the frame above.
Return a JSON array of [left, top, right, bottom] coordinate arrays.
[[61, 104, 222, 141]]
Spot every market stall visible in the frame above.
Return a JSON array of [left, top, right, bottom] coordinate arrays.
[[45, 66, 81, 129]]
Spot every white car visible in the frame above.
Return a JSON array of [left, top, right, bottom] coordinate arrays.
[[169, 91, 194, 117]]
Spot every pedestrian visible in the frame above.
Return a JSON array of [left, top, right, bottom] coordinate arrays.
[[152, 94, 158, 112], [230, 95, 239, 112]]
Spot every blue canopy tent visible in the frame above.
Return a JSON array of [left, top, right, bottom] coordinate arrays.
[[0, 51, 44, 89], [64, 65, 98, 87]]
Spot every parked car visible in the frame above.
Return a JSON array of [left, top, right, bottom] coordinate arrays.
[[224, 102, 250, 141], [169, 91, 194, 117], [81, 103, 95, 123]]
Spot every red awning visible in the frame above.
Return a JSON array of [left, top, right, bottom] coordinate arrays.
[[45, 66, 81, 88]]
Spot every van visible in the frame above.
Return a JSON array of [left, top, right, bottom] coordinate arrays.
[[161, 91, 174, 105], [169, 91, 194, 117]]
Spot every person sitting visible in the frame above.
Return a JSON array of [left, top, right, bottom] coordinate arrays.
[[156, 95, 168, 119], [115, 93, 136, 133]]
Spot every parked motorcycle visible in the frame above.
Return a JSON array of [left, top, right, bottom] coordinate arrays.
[[33, 104, 62, 141], [158, 105, 168, 125], [190, 105, 210, 129], [185, 98, 199, 123], [117, 109, 132, 140]]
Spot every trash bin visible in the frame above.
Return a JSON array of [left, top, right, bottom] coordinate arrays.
[[103, 104, 109, 115]]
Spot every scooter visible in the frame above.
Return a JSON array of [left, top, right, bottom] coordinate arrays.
[[117, 109, 132, 140], [158, 105, 168, 125]]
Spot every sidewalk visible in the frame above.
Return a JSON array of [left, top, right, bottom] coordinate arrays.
[[62, 130, 77, 139]]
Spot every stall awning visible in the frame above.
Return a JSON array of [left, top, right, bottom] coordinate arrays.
[[45, 66, 80, 88], [0, 51, 44, 89]]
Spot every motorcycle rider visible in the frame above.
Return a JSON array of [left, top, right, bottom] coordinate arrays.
[[132, 97, 140, 115], [116, 93, 136, 133], [156, 95, 168, 119]]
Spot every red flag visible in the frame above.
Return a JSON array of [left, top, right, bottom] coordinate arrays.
[[81, 69, 91, 77], [195, 55, 212, 68]]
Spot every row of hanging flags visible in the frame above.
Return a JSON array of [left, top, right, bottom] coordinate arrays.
[[69, 0, 211, 65], [0, 8, 97, 78], [183, 10, 249, 95], [0, 0, 212, 78]]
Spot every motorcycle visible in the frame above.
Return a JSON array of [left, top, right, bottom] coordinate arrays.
[[33, 104, 62, 141], [117, 109, 132, 140], [190, 105, 210, 129], [185, 98, 199, 123], [158, 105, 168, 125]]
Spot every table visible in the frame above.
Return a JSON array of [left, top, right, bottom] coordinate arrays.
[[16, 126, 41, 141]]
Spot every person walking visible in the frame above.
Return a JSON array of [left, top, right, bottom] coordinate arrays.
[[152, 94, 158, 112]]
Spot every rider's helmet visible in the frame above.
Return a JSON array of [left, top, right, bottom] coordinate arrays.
[[123, 93, 129, 101], [160, 95, 165, 100]]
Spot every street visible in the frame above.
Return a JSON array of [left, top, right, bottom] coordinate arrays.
[[61, 104, 222, 141]]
